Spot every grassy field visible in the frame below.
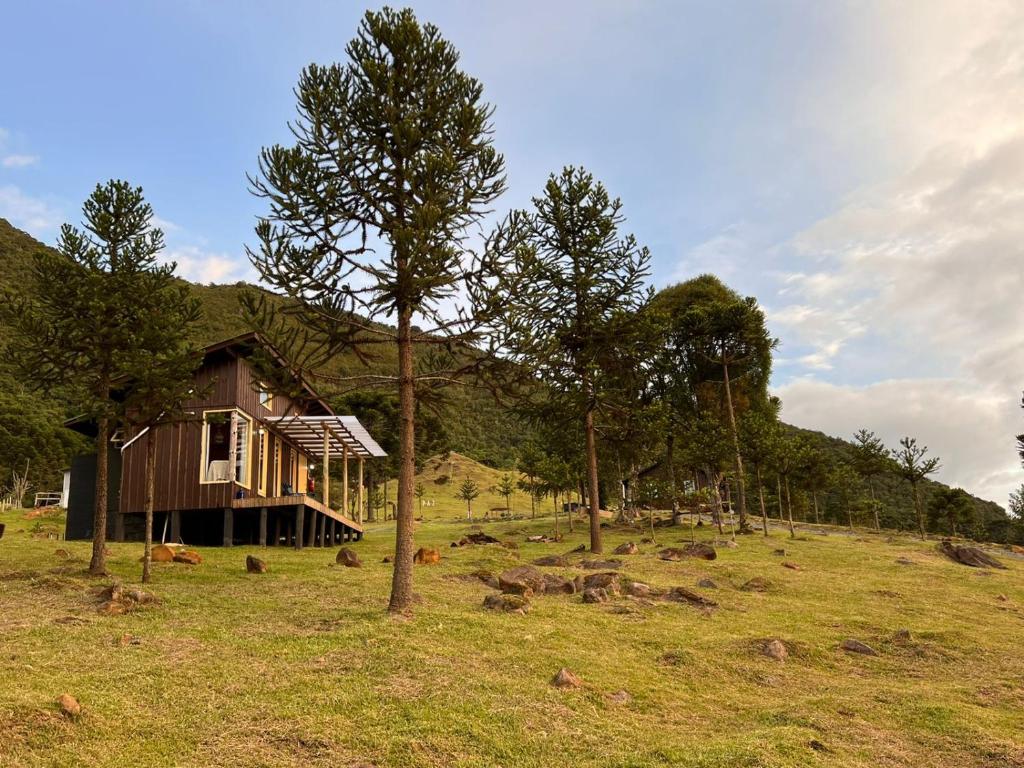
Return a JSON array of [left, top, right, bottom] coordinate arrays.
[[1, 506, 1023, 768], [410, 452, 537, 521]]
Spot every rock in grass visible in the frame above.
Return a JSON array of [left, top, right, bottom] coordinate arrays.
[[483, 593, 530, 614], [937, 540, 1006, 569], [551, 668, 582, 689], [659, 543, 717, 561], [543, 573, 577, 594], [613, 542, 639, 555], [582, 572, 620, 594], [782, 561, 801, 571], [581, 558, 622, 570], [245, 555, 268, 574], [697, 578, 717, 589], [606, 689, 632, 704], [666, 586, 718, 608], [173, 550, 202, 565], [473, 569, 500, 589], [566, 544, 586, 554], [841, 638, 878, 656], [151, 543, 176, 563], [625, 581, 652, 598], [892, 628, 912, 643], [54, 548, 70, 560], [895, 557, 916, 566], [741, 576, 770, 592], [772, 548, 786, 556], [336, 548, 362, 568], [414, 547, 441, 565], [57, 693, 81, 719], [582, 587, 609, 603], [763, 639, 788, 661], [533, 555, 569, 567], [499, 565, 547, 596]]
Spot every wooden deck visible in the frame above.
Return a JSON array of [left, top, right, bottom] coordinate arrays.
[[232, 493, 363, 534]]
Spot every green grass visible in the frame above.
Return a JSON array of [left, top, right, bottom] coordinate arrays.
[[1, 506, 1023, 767]]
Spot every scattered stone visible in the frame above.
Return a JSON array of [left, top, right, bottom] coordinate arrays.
[[696, 578, 717, 589], [772, 548, 786, 556], [336, 548, 362, 568], [607, 689, 632, 705], [414, 547, 441, 565], [151, 543, 176, 563], [666, 586, 718, 608], [582, 572, 620, 594], [763, 639, 788, 661], [97, 600, 127, 616], [245, 555, 267, 574], [500, 541, 519, 550], [551, 668, 582, 689], [483, 593, 530, 614], [841, 638, 878, 656], [382, 555, 393, 564], [499, 565, 547, 596], [582, 587, 609, 603], [123, 588, 156, 605], [714, 539, 739, 549], [464, 532, 500, 545], [937, 540, 1006, 569], [781, 561, 801, 571], [173, 550, 202, 565], [640, 536, 654, 543], [533, 555, 569, 567], [526, 534, 559, 543], [580, 558, 622, 570], [542, 573, 577, 594], [625, 581, 652, 598], [117, 633, 141, 647], [57, 693, 81, 719], [996, 594, 1009, 602], [54, 548, 70, 560], [613, 542, 639, 555], [895, 557, 916, 566], [892, 628, 912, 643], [741, 576, 770, 592], [566, 544, 586, 554], [659, 543, 717, 561], [472, 569, 500, 589], [809, 739, 829, 753]]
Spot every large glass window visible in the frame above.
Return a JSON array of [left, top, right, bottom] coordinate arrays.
[[201, 410, 252, 487]]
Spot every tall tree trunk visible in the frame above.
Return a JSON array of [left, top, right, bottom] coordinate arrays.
[[89, 413, 110, 575], [553, 492, 559, 537], [530, 478, 536, 519], [568, 488, 574, 533], [868, 479, 880, 531], [756, 464, 768, 536], [666, 430, 680, 524], [710, 471, 725, 535], [584, 404, 602, 553], [811, 491, 820, 524], [784, 475, 795, 538], [721, 360, 747, 530], [776, 475, 784, 521], [388, 305, 416, 614], [913, 483, 926, 540], [142, 429, 156, 583]]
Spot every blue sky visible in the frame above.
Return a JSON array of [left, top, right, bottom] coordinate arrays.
[[3, 1, 1023, 506]]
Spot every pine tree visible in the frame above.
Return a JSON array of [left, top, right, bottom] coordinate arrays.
[[489, 167, 651, 553], [2, 180, 167, 575], [494, 473, 515, 514], [244, 8, 506, 613], [851, 429, 890, 530], [892, 437, 941, 540], [456, 478, 480, 520], [739, 398, 782, 536]]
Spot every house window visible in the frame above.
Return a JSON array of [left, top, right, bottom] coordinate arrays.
[[258, 384, 273, 410], [201, 409, 252, 487]]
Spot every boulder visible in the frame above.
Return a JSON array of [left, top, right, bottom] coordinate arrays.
[[173, 550, 202, 565], [582, 587, 609, 603], [566, 544, 586, 554], [625, 581, 652, 598], [542, 573, 577, 594], [892, 628, 912, 643], [498, 565, 547, 596], [97, 600, 127, 616], [666, 586, 718, 608], [740, 576, 770, 592], [581, 559, 622, 570], [336, 548, 362, 568], [613, 542, 639, 555], [483, 593, 530, 614], [151, 544, 176, 563], [781, 561, 801, 571], [840, 638, 878, 656], [659, 543, 717, 561], [472, 569, 500, 589], [57, 693, 81, 719], [533, 555, 569, 567], [582, 572, 620, 594], [465, 532, 500, 545], [123, 588, 156, 605], [414, 547, 441, 565], [937, 540, 1006, 569], [245, 555, 268, 574], [763, 639, 788, 661], [551, 668, 582, 689]]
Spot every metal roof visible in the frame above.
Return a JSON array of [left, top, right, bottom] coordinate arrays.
[[264, 415, 387, 459]]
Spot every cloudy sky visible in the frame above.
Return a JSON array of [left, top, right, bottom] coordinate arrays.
[[2, 1, 1022, 506]]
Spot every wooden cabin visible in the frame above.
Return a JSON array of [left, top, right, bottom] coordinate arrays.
[[64, 333, 386, 547]]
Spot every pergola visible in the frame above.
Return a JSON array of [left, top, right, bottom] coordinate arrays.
[[265, 415, 387, 521]]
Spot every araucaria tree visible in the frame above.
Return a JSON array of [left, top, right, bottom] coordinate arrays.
[[245, 8, 506, 613], [892, 436, 940, 540], [2, 180, 169, 575], [851, 429, 889, 530], [491, 167, 651, 554], [456, 478, 480, 520], [494, 473, 515, 513]]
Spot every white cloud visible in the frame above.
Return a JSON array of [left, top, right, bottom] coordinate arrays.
[[2, 154, 39, 168], [0, 185, 63, 232], [163, 245, 254, 285]]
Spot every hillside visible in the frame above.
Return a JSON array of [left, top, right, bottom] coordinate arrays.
[[413, 451, 540, 521], [2, 506, 1023, 766]]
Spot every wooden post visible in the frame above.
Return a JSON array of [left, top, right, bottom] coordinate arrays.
[[170, 510, 180, 543], [273, 514, 281, 547], [358, 457, 365, 525], [317, 512, 326, 548], [259, 507, 268, 547], [294, 505, 304, 550], [223, 508, 233, 547], [114, 512, 125, 542], [322, 427, 330, 508], [305, 509, 316, 547], [342, 444, 349, 519], [328, 518, 336, 547]]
